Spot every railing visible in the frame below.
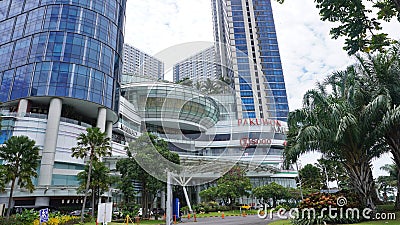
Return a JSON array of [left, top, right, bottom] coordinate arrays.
[[0, 111, 48, 119], [1, 111, 91, 128]]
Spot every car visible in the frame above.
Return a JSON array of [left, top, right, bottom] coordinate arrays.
[[69, 208, 92, 216], [152, 208, 165, 215], [239, 204, 251, 210], [138, 208, 153, 217], [113, 209, 123, 219]]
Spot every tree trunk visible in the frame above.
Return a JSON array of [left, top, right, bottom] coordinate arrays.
[[344, 160, 376, 209], [91, 187, 95, 219], [81, 159, 93, 223], [142, 182, 148, 219], [6, 178, 16, 219], [387, 128, 400, 209]]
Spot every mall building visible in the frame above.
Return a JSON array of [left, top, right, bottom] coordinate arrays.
[[0, 0, 296, 210]]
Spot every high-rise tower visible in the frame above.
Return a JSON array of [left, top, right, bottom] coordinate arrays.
[[122, 43, 164, 81], [0, 0, 126, 206], [212, 0, 289, 121], [173, 46, 220, 82]]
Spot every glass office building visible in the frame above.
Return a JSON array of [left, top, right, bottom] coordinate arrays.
[[0, 0, 126, 111], [212, 0, 289, 121], [0, 0, 126, 207]]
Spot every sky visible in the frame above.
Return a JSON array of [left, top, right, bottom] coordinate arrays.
[[124, 0, 400, 179]]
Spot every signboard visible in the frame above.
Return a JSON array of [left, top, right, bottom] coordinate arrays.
[[0, 204, 5, 217], [97, 203, 113, 224], [237, 119, 286, 133], [39, 208, 49, 223], [173, 198, 180, 220]]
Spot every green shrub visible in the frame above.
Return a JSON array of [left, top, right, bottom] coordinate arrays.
[[291, 191, 363, 225], [275, 204, 291, 211], [15, 209, 38, 225], [217, 205, 230, 211]]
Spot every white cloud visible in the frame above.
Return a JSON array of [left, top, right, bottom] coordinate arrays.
[[124, 0, 213, 55], [124, 0, 399, 177]]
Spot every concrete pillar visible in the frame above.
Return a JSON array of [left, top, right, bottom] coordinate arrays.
[[153, 195, 158, 208], [36, 98, 62, 206], [196, 186, 201, 204], [35, 197, 50, 206], [161, 190, 166, 210], [105, 121, 113, 139], [96, 107, 107, 132], [17, 99, 29, 114]]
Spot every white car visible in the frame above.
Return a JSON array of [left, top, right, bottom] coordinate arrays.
[[138, 208, 153, 216]]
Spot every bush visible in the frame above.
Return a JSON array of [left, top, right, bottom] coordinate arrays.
[[33, 215, 79, 225], [0, 209, 79, 225], [275, 204, 291, 211], [290, 191, 363, 225], [217, 205, 230, 211], [0, 217, 25, 225], [15, 209, 38, 225]]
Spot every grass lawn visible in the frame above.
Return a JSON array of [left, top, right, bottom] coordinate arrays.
[[267, 220, 292, 225]]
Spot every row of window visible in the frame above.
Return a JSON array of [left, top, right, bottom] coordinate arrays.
[[0, 31, 118, 77], [0, 5, 121, 51], [1, 0, 126, 26], [0, 62, 115, 108]]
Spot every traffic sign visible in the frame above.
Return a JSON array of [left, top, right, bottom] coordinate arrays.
[[39, 208, 49, 223]]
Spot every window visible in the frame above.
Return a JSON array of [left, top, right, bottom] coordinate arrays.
[[10, 64, 33, 99], [11, 37, 31, 67]]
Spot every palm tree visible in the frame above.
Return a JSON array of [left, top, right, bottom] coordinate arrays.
[[285, 66, 389, 209], [77, 161, 113, 214], [357, 45, 400, 208], [71, 127, 112, 223], [0, 136, 40, 219], [201, 78, 222, 94]]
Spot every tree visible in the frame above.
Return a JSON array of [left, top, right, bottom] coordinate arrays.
[[116, 133, 180, 219], [77, 161, 113, 214], [213, 166, 252, 207], [71, 127, 112, 223], [277, 0, 400, 54], [0, 136, 40, 219], [356, 45, 400, 208], [0, 165, 6, 192], [253, 182, 289, 207], [298, 164, 324, 190], [377, 164, 397, 203], [176, 77, 193, 87], [201, 78, 223, 94], [199, 186, 218, 202], [193, 166, 252, 207], [317, 157, 349, 190], [285, 66, 390, 209]]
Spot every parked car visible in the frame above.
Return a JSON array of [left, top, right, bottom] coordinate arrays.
[[138, 208, 153, 217], [152, 208, 165, 215], [238, 204, 251, 210], [69, 208, 92, 216], [113, 209, 123, 219]]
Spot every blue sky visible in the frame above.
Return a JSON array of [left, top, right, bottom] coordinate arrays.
[[123, 0, 400, 179]]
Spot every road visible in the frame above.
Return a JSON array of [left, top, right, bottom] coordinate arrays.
[[180, 214, 282, 225]]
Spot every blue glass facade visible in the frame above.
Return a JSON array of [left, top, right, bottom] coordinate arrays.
[[0, 0, 126, 111], [213, 0, 289, 121], [253, 0, 288, 121]]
